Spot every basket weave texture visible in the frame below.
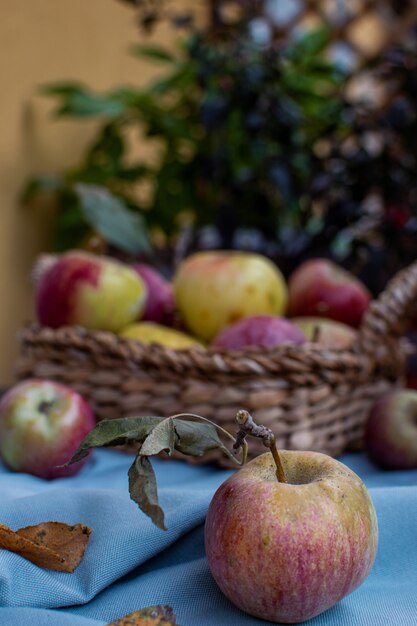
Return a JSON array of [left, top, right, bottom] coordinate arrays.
[[15, 261, 417, 467]]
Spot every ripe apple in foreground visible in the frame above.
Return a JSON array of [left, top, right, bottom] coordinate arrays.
[[63, 408, 378, 622], [132, 263, 175, 325], [205, 450, 378, 623], [0, 379, 95, 479], [291, 316, 357, 349], [365, 390, 417, 469], [120, 321, 204, 350], [288, 259, 371, 328], [173, 250, 288, 341], [211, 315, 306, 350], [36, 250, 147, 332]]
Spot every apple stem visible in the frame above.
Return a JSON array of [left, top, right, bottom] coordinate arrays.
[[269, 440, 287, 483], [234, 410, 287, 483], [38, 401, 53, 415], [312, 325, 321, 343]]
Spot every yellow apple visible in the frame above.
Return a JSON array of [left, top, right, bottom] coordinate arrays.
[[119, 322, 204, 350], [173, 251, 288, 341]]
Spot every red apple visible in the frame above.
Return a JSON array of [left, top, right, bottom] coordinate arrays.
[[0, 379, 95, 479], [211, 315, 306, 350], [365, 390, 417, 469], [36, 250, 147, 332], [132, 263, 175, 325], [404, 330, 417, 390], [291, 316, 357, 349], [288, 259, 371, 328], [406, 373, 417, 391], [205, 450, 378, 623], [173, 251, 288, 341]]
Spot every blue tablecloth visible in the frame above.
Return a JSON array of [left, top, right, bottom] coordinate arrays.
[[0, 448, 416, 625]]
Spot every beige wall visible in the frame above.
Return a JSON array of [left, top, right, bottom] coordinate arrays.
[[0, 0, 195, 386]]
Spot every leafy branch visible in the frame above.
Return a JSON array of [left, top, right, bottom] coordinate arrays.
[[23, 30, 350, 257], [65, 411, 285, 530]]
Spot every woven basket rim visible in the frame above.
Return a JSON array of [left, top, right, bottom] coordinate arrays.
[[18, 322, 378, 379]]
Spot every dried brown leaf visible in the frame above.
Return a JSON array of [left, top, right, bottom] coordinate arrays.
[[0, 521, 92, 572], [106, 605, 178, 625]]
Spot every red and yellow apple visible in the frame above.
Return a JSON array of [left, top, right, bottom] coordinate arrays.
[[173, 251, 288, 341], [0, 379, 95, 479], [365, 390, 417, 469], [211, 315, 306, 350], [288, 259, 371, 328], [120, 321, 204, 350], [292, 316, 357, 349], [132, 263, 175, 325], [205, 450, 378, 623], [36, 250, 147, 332]]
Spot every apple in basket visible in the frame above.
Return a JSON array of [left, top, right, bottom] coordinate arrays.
[[365, 390, 417, 470], [119, 321, 204, 350], [291, 316, 357, 349], [132, 263, 175, 325], [0, 379, 95, 479], [65, 410, 378, 623], [211, 315, 306, 350], [35, 250, 147, 332], [173, 250, 288, 341], [288, 258, 371, 328]]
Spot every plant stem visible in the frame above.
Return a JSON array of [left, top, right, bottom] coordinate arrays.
[[170, 412, 247, 466], [234, 410, 287, 483], [269, 436, 287, 484]]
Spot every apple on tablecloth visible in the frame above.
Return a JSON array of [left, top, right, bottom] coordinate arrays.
[[205, 446, 378, 623], [65, 409, 378, 624], [365, 390, 417, 470], [0, 379, 95, 479]]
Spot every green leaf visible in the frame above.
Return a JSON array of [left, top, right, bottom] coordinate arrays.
[[21, 175, 64, 204], [331, 229, 353, 260], [128, 455, 166, 530], [288, 28, 330, 60], [41, 82, 125, 118], [108, 87, 144, 107], [140, 418, 176, 457], [74, 183, 152, 255], [51, 201, 89, 252], [65, 416, 164, 465], [40, 81, 88, 96], [173, 419, 237, 463], [88, 124, 124, 166], [130, 44, 177, 64]]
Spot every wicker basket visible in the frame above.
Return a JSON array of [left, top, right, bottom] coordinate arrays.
[[15, 260, 417, 467]]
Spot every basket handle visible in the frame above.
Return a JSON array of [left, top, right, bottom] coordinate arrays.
[[358, 260, 417, 353]]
